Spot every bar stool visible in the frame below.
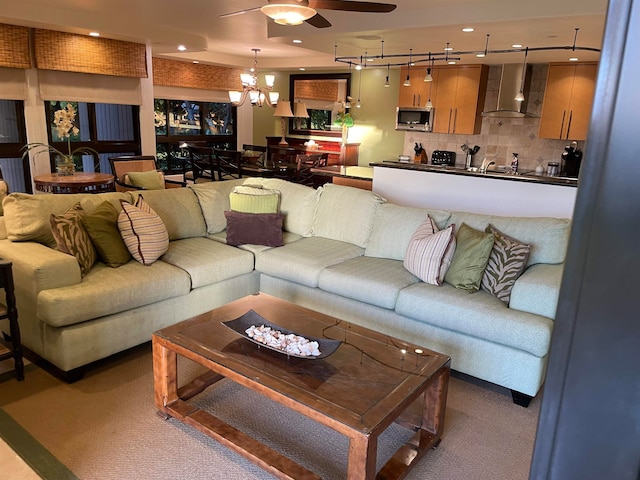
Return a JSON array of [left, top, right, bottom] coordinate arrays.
[[0, 258, 24, 380]]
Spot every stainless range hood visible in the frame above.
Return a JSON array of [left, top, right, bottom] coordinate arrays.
[[482, 64, 537, 118]]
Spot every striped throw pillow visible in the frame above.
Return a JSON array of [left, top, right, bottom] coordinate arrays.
[[404, 217, 456, 285], [481, 224, 531, 304], [49, 203, 97, 276], [117, 196, 169, 266]]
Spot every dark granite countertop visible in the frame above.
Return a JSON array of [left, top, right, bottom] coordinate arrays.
[[369, 161, 578, 187]]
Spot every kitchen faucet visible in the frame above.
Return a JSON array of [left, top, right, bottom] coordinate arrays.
[[479, 158, 496, 173]]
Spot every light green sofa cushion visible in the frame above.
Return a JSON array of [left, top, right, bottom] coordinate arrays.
[[444, 223, 495, 293], [254, 236, 364, 287], [509, 263, 563, 319], [318, 257, 419, 309], [3, 192, 132, 248], [253, 178, 320, 237], [189, 179, 245, 234], [37, 260, 191, 328], [313, 183, 385, 248], [160, 237, 255, 289], [366, 203, 452, 260], [395, 282, 554, 357], [130, 188, 206, 241], [447, 211, 571, 266]]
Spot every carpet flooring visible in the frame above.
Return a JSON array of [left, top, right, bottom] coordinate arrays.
[[0, 343, 541, 479]]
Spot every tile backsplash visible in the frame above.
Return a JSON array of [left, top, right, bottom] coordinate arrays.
[[402, 64, 584, 173]]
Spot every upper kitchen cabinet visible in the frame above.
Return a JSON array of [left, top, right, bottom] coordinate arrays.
[[539, 62, 598, 141], [431, 65, 489, 135], [397, 66, 437, 108]]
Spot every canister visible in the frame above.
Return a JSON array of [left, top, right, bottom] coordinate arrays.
[[547, 162, 559, 176]]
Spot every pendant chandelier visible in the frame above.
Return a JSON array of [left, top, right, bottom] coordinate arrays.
[[229, 49, 279, 107]]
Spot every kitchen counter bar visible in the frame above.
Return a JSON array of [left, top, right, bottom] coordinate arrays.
[[370, 161, 578, 187]]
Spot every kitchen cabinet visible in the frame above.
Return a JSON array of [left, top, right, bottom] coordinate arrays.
[[539, 62, 598, 141], [397, 66, 437, 108], [431, 65, 488, 135]]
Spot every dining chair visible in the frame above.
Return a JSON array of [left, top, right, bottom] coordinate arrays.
[[109, 155, 185, 191], [294, 152, 328, 186], [213, 149, 243, 180], [185, 145, 216, 182]]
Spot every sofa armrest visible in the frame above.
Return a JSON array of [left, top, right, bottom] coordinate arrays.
[[0, 239, 81, 293], [509, 263, 564, 319]]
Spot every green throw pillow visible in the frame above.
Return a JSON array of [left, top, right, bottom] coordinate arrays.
[[229, 186, 280, 214], [81, 201, 132, 267], [127, 170, 165, 190], [444, 223, 495, 293]]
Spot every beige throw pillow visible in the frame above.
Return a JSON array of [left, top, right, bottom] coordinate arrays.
[[117, 196, 169, 265]]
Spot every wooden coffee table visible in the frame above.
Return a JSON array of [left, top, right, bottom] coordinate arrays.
[[152, 294, 450, 479]]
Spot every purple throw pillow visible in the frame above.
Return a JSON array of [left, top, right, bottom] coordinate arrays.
[[224, 211, 284, 247]]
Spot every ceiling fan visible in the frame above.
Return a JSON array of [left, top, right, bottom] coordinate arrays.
[[220, 0, 397, 29]]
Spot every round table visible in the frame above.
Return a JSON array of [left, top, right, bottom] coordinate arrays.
[[34, 172, 115, 194]]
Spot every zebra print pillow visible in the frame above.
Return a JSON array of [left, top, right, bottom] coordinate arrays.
[[481, 224, 531, 304]]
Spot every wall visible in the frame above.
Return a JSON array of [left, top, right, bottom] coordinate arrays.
[[252, 69, 405, 166], [402, 64, 575, 173]]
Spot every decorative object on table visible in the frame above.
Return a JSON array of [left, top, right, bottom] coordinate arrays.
[[334, 96, 354, 146], [222, 309, 341, 359], [273, 101, 294, 145], [21, 102, 98, 176], [413, 142, 428, 164], [228, 48, 279, 108]]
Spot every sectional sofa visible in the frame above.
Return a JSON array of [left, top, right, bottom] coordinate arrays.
[[0, 178, 570, 405]]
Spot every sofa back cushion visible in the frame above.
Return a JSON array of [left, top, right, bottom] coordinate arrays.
[[252, 178, 320, 237], [447, 211, 571, 266], [365, 203, 452, 260], [3, 192, 132, 248], [131, 188, 206, 241], [189, 179, 246, 234], [313, 184, 385, 248]]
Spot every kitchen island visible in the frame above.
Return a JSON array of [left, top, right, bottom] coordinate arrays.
[[370, 161, 578, 218]]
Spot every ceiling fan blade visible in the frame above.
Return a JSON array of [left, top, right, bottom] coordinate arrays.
[[305, 13, 332, 28], [308, 0, 396, 13], [220, 7, 262, 18]]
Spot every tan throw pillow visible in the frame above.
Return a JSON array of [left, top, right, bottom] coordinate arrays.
[[404, 216, 456, 285], [49, 203, 97, 276], [117, 196, 169, 265], [126, 170, 165, 190], [444, 223, 495, 293], [481, 224, 531, 304]]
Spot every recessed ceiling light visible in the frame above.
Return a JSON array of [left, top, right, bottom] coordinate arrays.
[[177, 45, 187, 51], [444, 46, 454, 51], [512, 44, 523, 48], [462, 27, 474, 33], [192, 60, 199, 64], [476, 53, 486, 58], [355, 64, 363, 70], [569, 57, 579, 62], [448, 61, 457, 64], [89, 32, 100, 37], [366, 58, 374, 62], [292, 39, 302, 44], [299, 67, 306, 71]]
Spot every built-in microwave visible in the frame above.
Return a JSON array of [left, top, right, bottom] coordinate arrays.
[[396, 107, 433, 132]]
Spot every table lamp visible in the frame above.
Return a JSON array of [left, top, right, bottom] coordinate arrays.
[[274, 101, 294, 145]]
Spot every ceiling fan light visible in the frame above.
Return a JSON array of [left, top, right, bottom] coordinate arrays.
[[261, 4, 317, 26]]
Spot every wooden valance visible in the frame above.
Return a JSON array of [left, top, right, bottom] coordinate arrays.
[[294, 79, 340, 102], [153, 57, 243, 91], [34, 29, 147, 78], [0, 24, 31, 69]]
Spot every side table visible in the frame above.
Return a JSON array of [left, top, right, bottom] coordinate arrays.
[[34, 172, 114, 194], [0, 259, 24, 380]]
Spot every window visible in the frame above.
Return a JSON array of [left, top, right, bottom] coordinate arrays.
[[44, 101, 140, 174], [154, 99, 237, 173], [0, 100, 30, 193]]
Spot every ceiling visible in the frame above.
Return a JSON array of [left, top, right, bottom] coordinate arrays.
[[1, 0, 608, 70]]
